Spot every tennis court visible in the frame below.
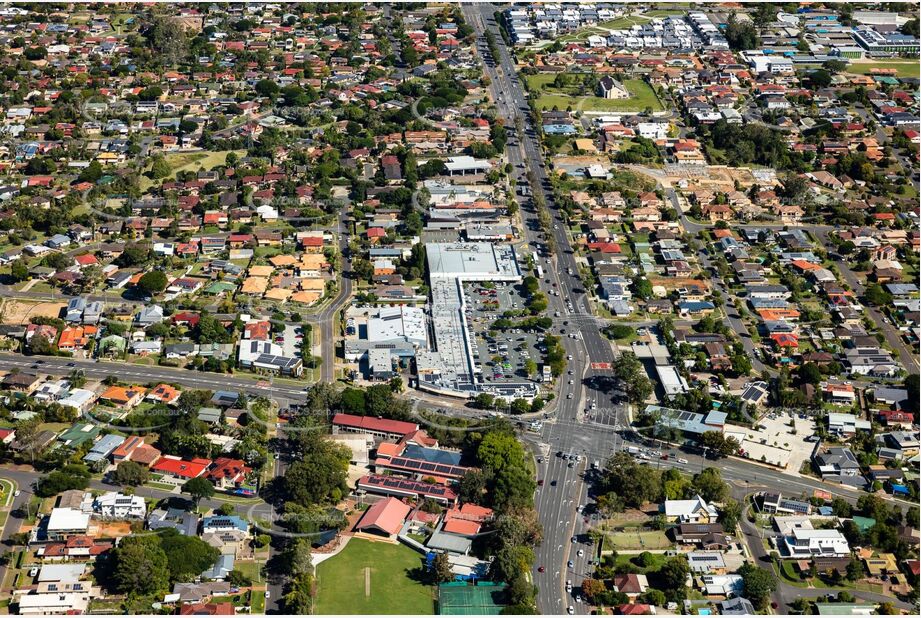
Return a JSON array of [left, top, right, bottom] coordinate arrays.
[[438, 582, 507, 615]]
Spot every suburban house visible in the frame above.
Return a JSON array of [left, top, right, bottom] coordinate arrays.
[[662, 495, 718, 524]]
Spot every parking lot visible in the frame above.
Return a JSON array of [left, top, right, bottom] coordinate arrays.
[[280, 324, 303, 358], [464, 281, 544, 389], [723, 411, 817, 471]]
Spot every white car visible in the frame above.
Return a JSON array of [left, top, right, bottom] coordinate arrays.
[[577, 549, 584, 557], [14, 490, 21, 497], [568, 606, 575, 615]]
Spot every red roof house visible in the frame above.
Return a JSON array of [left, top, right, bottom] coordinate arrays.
[[354, 497, 411, 537]]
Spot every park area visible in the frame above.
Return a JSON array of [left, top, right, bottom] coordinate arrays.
[[314, 538, 435, 615], [525, 73, 662, 112]]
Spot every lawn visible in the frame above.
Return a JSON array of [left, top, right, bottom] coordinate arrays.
[[846, 60, 920, 79], [603, 529, 671, 550], [614, 552, 668, 574], [525, 74, 662, 112], [140, 150, 245, 191], [315, 538, 435, 615]]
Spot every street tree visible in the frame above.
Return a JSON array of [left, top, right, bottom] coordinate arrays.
[[182, 476, 215, 506]]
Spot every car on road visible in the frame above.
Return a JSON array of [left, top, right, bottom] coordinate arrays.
[[14, 490, 20, 497], [66, 362, 76, 367], [567, 560, 574, 568], [265, 591, 270, 599], [577, 549, 584, 557], [567, 606, 574, 615], [537, 565, 545, 573]]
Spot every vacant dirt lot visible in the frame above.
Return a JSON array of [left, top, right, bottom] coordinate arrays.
[[0, 300, 66, 325]]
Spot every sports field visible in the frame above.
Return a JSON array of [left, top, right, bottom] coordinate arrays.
[[845, 60, 920, 79], [315, 538, 435, 615]]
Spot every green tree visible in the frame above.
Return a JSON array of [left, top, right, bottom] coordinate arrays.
[[160, 529, 220, 581], [719, 498, 743, 532], [692, 467, 728, 503], [613, 352, 653, 405], [29, 334, 54, 355], [600, 452, 662, 508], [182, 476, 215, 506], [35, 465, 90, 497], [724, 16, 760, 50], [477, 432, 526, 473], [111, 460, 150, 487], [283, 440, 350, 506], [431, 552, 454, 583], [138, 270, 168, 295], [193, 313, 231, 344], [9, 259, 29, 283], [739, 563, 776, 610], [111, 535, 170, 595], [863, 283, 892, 307], [149, 155, 171, 179], [658, 556, 690, 592]]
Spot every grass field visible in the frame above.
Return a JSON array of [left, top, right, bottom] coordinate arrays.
[[603, 529, 671, 550], [140, 149, 245, 191], [614, 552, 667, 574], [526, 74, 662, 112], [846, 60, 920, 79], [315, 539, 434, 615]]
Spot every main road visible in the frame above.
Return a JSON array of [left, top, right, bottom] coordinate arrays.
[[465, 5, 626, 614], [0, 353, 310, 410]]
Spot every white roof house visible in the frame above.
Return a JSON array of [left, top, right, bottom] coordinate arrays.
[[663, 495, 719, 523], [15, 592, 90, 615], [443, 156, 491, 176], [46, 508, 90, 538], [93, 492, 147, 519], [828, 412, 871, 434], [58, 388, 97, 411], [37, 564, 86, 583], [783, 528, 851, 558]]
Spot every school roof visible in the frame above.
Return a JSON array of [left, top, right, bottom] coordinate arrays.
[[355, 497, 411, 536], [332, 413, 418, 436]]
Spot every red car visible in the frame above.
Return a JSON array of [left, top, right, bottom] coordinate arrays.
[[537, 566, 545, 573]]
